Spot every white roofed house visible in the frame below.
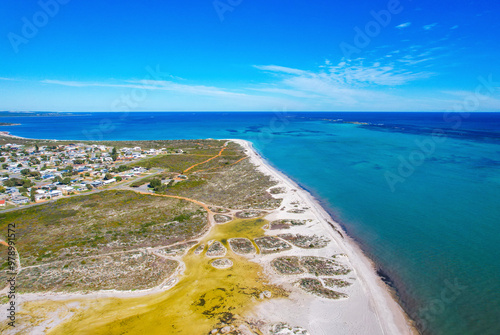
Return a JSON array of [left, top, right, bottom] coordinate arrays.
[[102, 178, 116, 185], [48, 190, 63, 198], [59, 185, 75, 195], [12, 195, 30, 205]]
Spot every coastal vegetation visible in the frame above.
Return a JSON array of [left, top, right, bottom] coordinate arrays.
[[322, 278, 352, 288], [228, 238, 256, 254], [149, 159, 280, 209], [0, 190, 207, 292], [277, 233, 330, 249], [206, 241, 227, 257], [214, 214, 232, 223], [268, 219, 308, 230], [33, 218, 288, 335], [298, 278, 348, 300], [301, 256, 351, 276], [271, 256, 304, 275], [17, 252, 179, 293], [254, 236, 292, 254]]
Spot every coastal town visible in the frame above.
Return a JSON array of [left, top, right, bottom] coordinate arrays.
[[0, 142, 171, 208]]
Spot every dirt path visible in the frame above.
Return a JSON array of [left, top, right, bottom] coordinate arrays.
[[182, 143, 228, 173], [135, 191, 213, 214], [193, 156, 248, 174]]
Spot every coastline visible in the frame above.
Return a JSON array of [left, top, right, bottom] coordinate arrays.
[[0, 131, 26, 139], [0, 133, 416, 334], [231, 139, 416, 335]]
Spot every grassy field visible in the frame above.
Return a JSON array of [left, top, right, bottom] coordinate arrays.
[[131, 142, 246, 174], [17, 252, 179, 293], [128, 141, 280, 209], [0, 190, 207, 292], [164, 159, 280, 209]]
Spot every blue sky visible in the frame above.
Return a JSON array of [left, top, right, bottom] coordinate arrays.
[[0, 0, 499, 112]]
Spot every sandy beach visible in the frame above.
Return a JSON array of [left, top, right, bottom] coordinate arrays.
[[231, 139, 415, 335]]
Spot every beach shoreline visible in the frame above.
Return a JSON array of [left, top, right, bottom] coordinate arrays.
[[230, 139, 416, 335], [0, 134, 416, 334]]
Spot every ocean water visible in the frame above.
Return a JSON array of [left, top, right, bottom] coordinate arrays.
[[1, 112, 500, 335]]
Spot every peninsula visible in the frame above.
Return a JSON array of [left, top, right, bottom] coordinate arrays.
[[0, 135, 414, 334]]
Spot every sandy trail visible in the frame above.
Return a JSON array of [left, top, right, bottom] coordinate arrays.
[[183, 143, 228, 173]]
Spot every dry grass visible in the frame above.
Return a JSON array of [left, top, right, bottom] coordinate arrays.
[[298, 278, 348, 299], [0, 190, 208, 293], [228, 238, 256, 255], [300, 256, 351, 276], [271, 256, 304, 275], [165, 159, 281, 209], [254, 236, 291, 254], [206, 241, 226, 257], [16, 252, 178, 293], [277, 234, 330, 249]]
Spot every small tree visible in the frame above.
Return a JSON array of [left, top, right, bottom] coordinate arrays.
[[115, 176, 122, 182], [149, 178, 162, 189], [86, 184, 93, 190], [111, 147, 119, 161], [104, 173, 113, 180], [30, 188, 36, 202]]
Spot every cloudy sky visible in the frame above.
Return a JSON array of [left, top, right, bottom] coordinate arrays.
[[0, 0, 499, 111]]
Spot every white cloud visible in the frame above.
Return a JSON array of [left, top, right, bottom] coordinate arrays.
[[396, 22, 411, 29], [423, 23, 438, 31], [41, 79, 247, 98], [248, 56, 441, 111], [253, 65, 308, 76]]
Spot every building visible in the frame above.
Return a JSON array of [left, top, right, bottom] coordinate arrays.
[[49, 190, 63, 197], [103, 178, 116, 185], [12, 196, 29, 205]]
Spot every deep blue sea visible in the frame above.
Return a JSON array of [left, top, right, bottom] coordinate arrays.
[[2, 112, 500, 335]]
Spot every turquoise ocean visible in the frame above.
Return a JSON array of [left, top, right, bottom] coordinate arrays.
[[1, 112, 499, 335]]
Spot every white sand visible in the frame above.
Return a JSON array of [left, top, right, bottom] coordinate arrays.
[[230, 139, 415, 335]]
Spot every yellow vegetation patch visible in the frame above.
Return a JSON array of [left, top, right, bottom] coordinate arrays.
[[40, 218, 285, 334]]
